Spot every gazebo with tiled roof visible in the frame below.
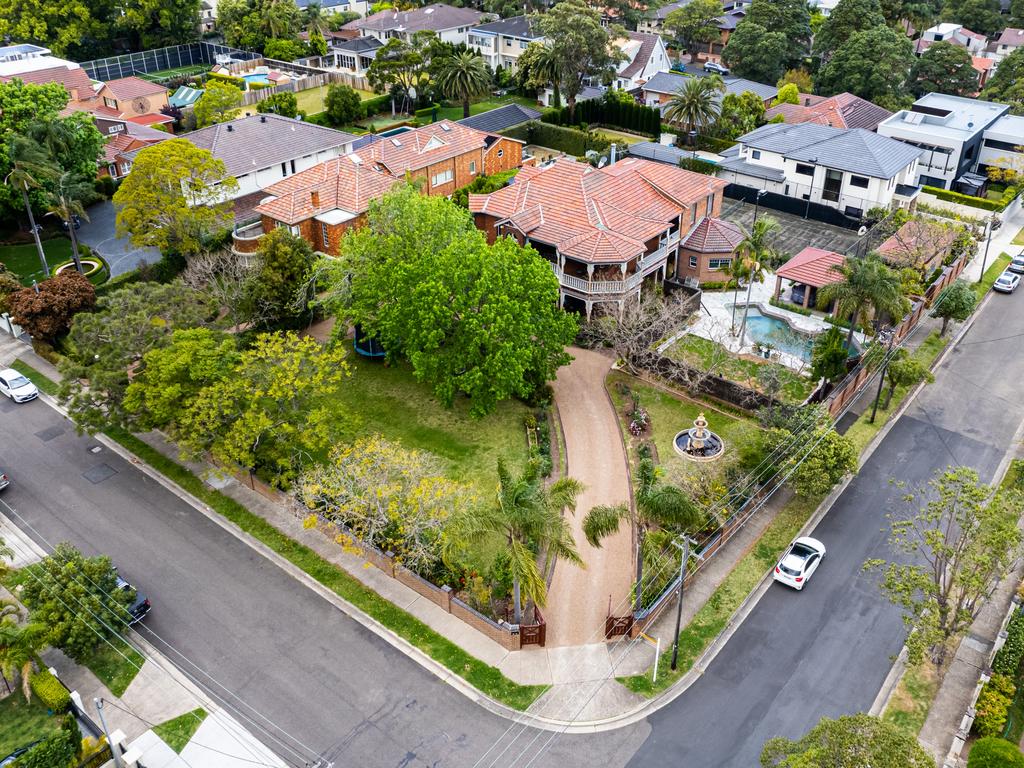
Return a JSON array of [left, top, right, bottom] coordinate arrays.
[[773, 247, 846, 309]]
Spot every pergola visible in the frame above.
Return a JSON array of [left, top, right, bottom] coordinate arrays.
[[773, 247, 846, 310]]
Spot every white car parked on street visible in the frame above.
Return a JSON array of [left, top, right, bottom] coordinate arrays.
[[773, 537, 826, 590], [0, 369, 38, 403]]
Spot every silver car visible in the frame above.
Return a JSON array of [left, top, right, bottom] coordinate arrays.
[[1008, 254, 1024, 275], [0, 369, 38, 403], [993, 271, 1021, 294]]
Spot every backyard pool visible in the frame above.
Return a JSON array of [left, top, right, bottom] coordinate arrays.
[[741, 308, 815, 362], [242, 73, 271, 86]]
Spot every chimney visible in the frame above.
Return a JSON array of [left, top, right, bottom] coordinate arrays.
[[311, 189, 320, 208], [226, 124, 233, 132], [260, 114, 267, 123]]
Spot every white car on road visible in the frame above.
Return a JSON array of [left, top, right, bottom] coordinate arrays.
[[0, 369, 38, 403], [993, 271, 1021, 294], [773, 537, 826, 590]]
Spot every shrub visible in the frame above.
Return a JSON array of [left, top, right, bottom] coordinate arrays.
[[699, 279, 739, 291], [30, 667, 71, 713], [521, 121, 611, 156], [541, 96, 661, 137], [324, 83, 363, 126], [451, 169, 519, 208], [414, 103, 440, 121], [769, 297, 813, 316], [256, 92, 298, 118], [13, 727, 77, 768], [973, 673, 1015, 737], [94, 175, 117, 198], [923, 185, 1002, 212], [967, 736, 1024, 767], [678, 157, 718, 175], [206, 70, 245, 89], [993, 610, 1024, 676]]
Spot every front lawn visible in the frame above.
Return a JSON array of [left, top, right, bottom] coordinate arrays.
[[153, 708, 207, 753], [882, 661, 939, 735], [666, 334, 815, 405], [1013, 226, 1024, 246], [323, 354, 529, 493], [0, 694, 60, 758], [296, 84, 376, 116], [78, 638, 145, 697], [0, 239, 74, 285], [974, 253, 1012, 300]]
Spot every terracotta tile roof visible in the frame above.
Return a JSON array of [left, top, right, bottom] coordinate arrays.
[[765, 92, 892, 131], [127, 113, 174, 126], [102, 76, 168, 100], [469, 157, 726, 263], [362, 120, 506, 174], [776, 247, 846, 287], [682, 217, 744, 253], [0, 65, 96, 101], [877, 219, 957, 268], [256, 155, 403, 224]]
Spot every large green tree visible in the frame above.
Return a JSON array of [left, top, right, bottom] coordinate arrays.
[[0, 0, 118, 58], [816, 26, 915, 109], [762, 713, 933, 767], [367, 31, 436, 114], [981, 47, 1024, 115], [866, 466, 1022, 666], [0, 610, 47, 702], [941, 0, 1003, 36], [216, 0, 301, 51], [663, 0, 725, 56], [327, 186, 577, 416], [176, 331, 350, 486], [813, 0, 887, 62], [723, 0, 811, 83], [113, 139, 238, 257], [44, 171, 93, 272], [716, 90, 767, 141], [445, 460, 583, 624], [930, 278, 977, 335], [59, 280, 218, 432], [255, 91, 299, 118], [244, 228, 315, 326], [532, 0, 624, 122], [663, 75, 724, 137], [194, 81, 243, 128], [119, 0, 201, 48], [818, 253, 910, 348], [17, 543, 136, 661], [910, 41, 979, 96], [0, 81, 69, 216], [323, 83, 363, 126], [435, 51, 491, 119], [583, 457, 702, 612], [4, 136, 58, 275]]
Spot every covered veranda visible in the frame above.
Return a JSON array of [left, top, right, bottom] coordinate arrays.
[[772, 247, 845, 311]]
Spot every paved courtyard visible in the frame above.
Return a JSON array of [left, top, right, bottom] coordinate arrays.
[[720, 197, 864, 258]]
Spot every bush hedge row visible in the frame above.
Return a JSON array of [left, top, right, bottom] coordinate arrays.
[[501, 121, 611, 157], [973, 672, 1016, 737], [968, 737, 1024, 767], [207, 71, 246, 90], [993, 610, 1024, 676], [922, 185, 1020, 212], [541, 98, 661, 137], [30, 667, 71, 713]]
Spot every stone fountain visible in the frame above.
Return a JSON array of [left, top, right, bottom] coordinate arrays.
[[673, 412, 725, 462]]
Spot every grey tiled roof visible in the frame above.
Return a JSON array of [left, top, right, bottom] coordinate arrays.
[[345, 3, 485, 33], [179, 114, 357, 177], [738, 122, 923, 179], [643, 71, 777, 103], [471, 15, 541, 39], [332, 36, 383, 54], [457, 103, 541, 133], [627, 141, 694, 165], [717, 156, 787, 182]]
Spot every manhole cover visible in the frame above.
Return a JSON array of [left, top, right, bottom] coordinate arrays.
[[83, 463, 117, 484], [35, 425, 65, 442]]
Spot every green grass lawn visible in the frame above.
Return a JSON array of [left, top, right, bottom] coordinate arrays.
[[1013, 226, 1024, 247], [323, 355, 529, 493], [139, 65, 208, 82], [974, 253, 1013, 300], [78, 637, 145, 697], [153, 708, 207, 753], [666, 334, 815, 405], [294, 84, 376, 116], [0, 239, 73, 285], [607, 370, 760, 476], [592, 128, 649, 146], [882, 661, 939, 734], [0, 694, 60, 757]]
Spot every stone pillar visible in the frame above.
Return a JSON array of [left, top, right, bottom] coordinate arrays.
[[585, 301, 593, 321], [587, 263, 594, 279], [802, 284, 811, 308], [773, 275, 782, 301]]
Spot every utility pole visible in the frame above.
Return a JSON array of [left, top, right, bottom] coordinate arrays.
[[95, 698, 123, 768], [670, 536, 701, 671], [869, 328, 895, 424], [977, 215, 996, 284], [752, 189, 767, 226]]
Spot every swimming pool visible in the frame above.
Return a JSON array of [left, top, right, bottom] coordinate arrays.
[[242, 73, 271, 86], [741, 308, 815, 362]]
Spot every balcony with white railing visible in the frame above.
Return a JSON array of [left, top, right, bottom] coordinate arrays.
[[552, 264, 647, 295]]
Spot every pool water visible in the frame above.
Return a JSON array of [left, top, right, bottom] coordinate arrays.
[[242, 73, 271, 85], [741, 308, 815, 362]]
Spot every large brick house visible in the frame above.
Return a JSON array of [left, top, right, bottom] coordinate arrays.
[[357, 120, 523, 197], [469, 157, 732, 318], [232, 155, 402, 256]]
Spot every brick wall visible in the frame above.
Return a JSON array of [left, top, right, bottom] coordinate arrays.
[[483, 138, 523, 176], [677, 247, 735, 283]]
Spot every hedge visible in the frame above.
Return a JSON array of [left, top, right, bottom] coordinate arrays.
[[30, 667, 71, 713], [508, 121, 611, 156], [206, 71, 245, 89], [414, 103, 440, 121], [968, 737, 1024, 767], [12, 728, 77, 768], [974, 673, 1016, 737], [361, 94, 391, 119], [679, 157, 718, 175], [50, 253, 109, 286], [923, 185, 1008, 212], [94, 268, 149, 298], [451, 169, 519, 208], [541, 98, 661, 137], [769, 296, 813, 316], [994, 610, 1024, 676]]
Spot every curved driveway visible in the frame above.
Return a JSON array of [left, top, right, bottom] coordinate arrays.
[[3, 283, 1023, 768]]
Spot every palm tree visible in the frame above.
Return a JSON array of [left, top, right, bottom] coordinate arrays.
[[304, 1, 326, 34], [0, 536, 13, 582], [528, 42, 564, 111], [736, 216, 780, 341], [4, 136, 58, 278], [818, 253, 910, 349], [435, 51, 492, 119], [662, 75, 725, 142], [583, 458, 702, 612], [445, 460, 584, 624], [45, 172, 93, 273], [0, 612, 48, 702]]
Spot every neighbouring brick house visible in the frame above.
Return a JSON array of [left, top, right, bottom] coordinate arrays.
[[468, 156, 731, 318], [677, 217, 746, 284], [232, 155, 402, 255], [357, 120, 523, 197], [876, 219, 957, 273]]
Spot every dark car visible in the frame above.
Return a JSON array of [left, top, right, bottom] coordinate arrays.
[[1, 743, 39, 766], [115, 574, 151, 624], [59, 215, 82, 231]]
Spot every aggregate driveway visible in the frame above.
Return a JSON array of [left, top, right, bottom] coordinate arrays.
[[77, 200, 160, 277]]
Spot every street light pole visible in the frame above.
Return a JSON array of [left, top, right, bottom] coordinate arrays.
[[752, 189, 767, 226], [95, 698, 123, 768], [869, 328, 895, 424], [977, 216, 996, 284], [670, 536, 700, 671]]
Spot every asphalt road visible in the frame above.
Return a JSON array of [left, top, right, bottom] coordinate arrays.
[[1, 283, 1022, 768]]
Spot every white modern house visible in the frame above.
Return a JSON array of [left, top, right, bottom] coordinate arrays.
[[914, 23, 987, 55], [611, 32, 670, 91], [0, 43, 79, 78], [979, 114, 1024, 176], [467, 15, 543, 71], [877, 93, 1009, 191], [342, 3, 486, 46], [717, 122, 924, 218]]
